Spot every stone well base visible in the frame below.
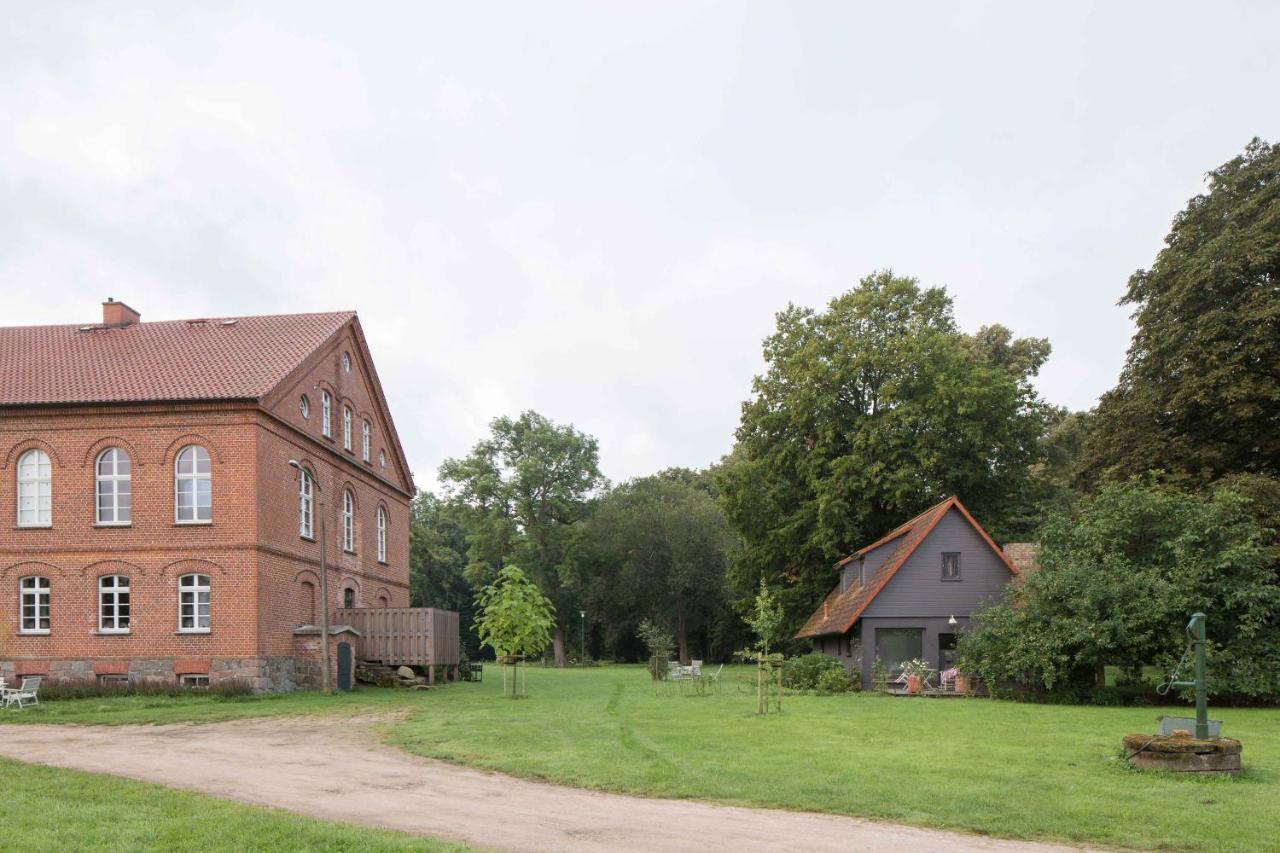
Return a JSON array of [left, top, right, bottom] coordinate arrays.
[[1124, 732, 1242, 775]]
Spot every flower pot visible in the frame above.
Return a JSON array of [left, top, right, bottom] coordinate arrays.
[[906, 674, 922, 695], [955, 674, 971, 695]]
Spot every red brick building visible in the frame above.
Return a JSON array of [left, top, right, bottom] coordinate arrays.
[[0, 300, 414, 690]]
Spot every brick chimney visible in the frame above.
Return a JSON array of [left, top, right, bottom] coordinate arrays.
[[102, 298, 141, 328]]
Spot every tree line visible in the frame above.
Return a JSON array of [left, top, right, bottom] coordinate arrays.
[[411, 138, 1280, 696]]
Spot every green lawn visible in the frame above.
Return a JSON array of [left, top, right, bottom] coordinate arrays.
[[6, 665, 1278, 852], [0, 757, 462, 851]]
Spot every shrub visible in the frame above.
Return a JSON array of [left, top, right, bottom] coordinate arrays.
[[637, 619, 675, 681], [815, 666, 854, 694], [783, 652, 845, 690], [38, 679, 254, 701]]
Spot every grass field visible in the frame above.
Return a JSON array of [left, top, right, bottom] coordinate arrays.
[[6, 665, 1278, 851], [0, 756, 461, 851]]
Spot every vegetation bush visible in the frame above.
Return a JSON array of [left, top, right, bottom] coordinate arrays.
[[637, 619, 675, 681], [814, 666, 854, 694], [783, 652, 845, 690]]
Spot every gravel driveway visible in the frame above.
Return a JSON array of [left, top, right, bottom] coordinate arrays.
[[0, 715, 1086, 852]]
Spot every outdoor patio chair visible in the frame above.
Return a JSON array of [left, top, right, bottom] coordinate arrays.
[[2, 676, 42, 710], [667, 661, 686, 680]]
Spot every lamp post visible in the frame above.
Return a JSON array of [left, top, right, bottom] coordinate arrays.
[[289, 460, 331, 695], [579, 610, 586, 665]]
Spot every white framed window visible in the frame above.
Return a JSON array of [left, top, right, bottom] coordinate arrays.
[[179, 573, 211, 632], [99, 575, 130, 633], [180, 674, 210, 689], [298, 469, 314, 539], [342, 489, 355, 552], [174, 445, 212, 523], [321, 390, 332, 437], [379, 450, 386, 468], [300, 395, 310, 419], [377, 505, 387, 563], [342, 406, 352, 451], [19, 576, 50, 634], [342, 351, 351, 372], [362, 420, 370, 462], [17, 449, 51, 527], [96, 447, 132, 525]]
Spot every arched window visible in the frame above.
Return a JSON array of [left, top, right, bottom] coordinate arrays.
[[321, 391, 332, 437], [342, 406, 352, 451], [300, 580, 316, 624], [174, 445, 212, 523], [299, 395, 310, 420], [178, 573, 211, 632], [19, 576, 50, 634], [362, 420, 371, 462], [343, 586, 356, 608], [342, 489, 355, 552], [379, 450, 386, 468], [298, 469, 314, 539], [377, 505, 387, 563], [377, 593, 389, 607], [16, 449, 51, 527], [342, 351, 352, 372], [99, 575, 130, 633], [96, 448, 132, 525]]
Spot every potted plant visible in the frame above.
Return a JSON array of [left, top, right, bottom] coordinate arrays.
[[902, 658, 930, 695]]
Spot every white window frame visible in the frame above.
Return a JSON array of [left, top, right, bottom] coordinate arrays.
[[342, 351, 352, 372], [174, 445, 212, 524], [95, 447, 132, 526], [376, 505, 387, 563], [342, 406, 352, 451], [178, 573, 211, 633], [362, 420, 371, 462], [321, 390, 332, 437], [98, 574, 131, 633], [342, 489, 355, 552], [298, 469, 314, 539], [19, 576, 50, 634], [16, 448, 52, 528], [379, 450, 386, 468], [300, 395, 310, 420]]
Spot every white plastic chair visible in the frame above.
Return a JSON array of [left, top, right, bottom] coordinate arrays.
[[3, 676, 42, 709]]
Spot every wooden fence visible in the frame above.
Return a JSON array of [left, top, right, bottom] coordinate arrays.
[[332, 607, 460, 667]]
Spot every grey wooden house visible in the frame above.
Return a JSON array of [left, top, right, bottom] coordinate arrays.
[[795, 496, 1021, 686]]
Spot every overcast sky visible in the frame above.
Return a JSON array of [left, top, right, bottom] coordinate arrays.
[[4, 2, 1278, 489]]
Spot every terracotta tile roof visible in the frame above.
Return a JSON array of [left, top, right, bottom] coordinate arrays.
[[794, 496, 1019, 639], [0, 311, 355, 406]]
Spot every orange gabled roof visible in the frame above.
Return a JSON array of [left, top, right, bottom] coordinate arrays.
[[794, 496, 1019, 639]]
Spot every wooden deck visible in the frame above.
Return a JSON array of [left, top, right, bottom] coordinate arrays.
[[333, 607, 460, 669]]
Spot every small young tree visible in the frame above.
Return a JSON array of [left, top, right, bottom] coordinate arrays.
[[747, 578, 786, 714], [474, 565, 556, 696], [636, 619, 676, 681]]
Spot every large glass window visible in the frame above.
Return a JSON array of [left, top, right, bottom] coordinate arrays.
[[17, 449, 51, 527], [376, 505, 387, 563], [342, 489, 355, 552], [298, 469, 314, 539], [179, 573, 211, 632], [20, 576, 50, 633], [99, 575, 130, 633], [96, 448, 132, 524], [174, 445, 212, 523], [874, 627, 923, 677]]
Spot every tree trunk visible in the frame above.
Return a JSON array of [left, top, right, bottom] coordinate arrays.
[[677, 610, 690, 665], [553, 624, 568, 667], [1095, 661, 1107, 690]]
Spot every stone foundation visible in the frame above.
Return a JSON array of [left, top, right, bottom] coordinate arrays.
[[1124, 732, 1242, 776], [0, 657, 306, 693]]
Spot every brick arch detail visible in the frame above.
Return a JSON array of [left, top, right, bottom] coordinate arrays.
[[373, 586, 392, 605], [159, 558, 229, 578], [0, 560, 67, 580], [80, 559, 146, 578], [292, 568, 321, 586], [82, 436, 146, 468], [3, 438, 64, 470], [338, 481, 361, 510], [162, 434, 226, 466]]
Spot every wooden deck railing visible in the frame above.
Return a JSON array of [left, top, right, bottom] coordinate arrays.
[[332, 607, 460, 667]]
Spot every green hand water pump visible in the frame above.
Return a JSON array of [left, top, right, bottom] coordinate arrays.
[[1157, 612, 1209, 739]]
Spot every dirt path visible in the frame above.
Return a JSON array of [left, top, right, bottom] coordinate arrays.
[[0, 716, 1085, 852]]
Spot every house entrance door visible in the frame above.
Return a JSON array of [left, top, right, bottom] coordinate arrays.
[[938, 633, 958, 671], [336, 641, 353, 692]]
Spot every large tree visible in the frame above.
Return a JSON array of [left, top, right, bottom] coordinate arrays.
[[1082, 138, 1280, 488], [716, 271, 1051, 632], [959, 478, 1280, 698], [571, 471, 737, 663], [439, 411, 603, 666], [408, 490, 480, 658]]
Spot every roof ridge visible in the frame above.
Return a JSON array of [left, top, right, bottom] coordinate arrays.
[[0, 309, 357, 333]]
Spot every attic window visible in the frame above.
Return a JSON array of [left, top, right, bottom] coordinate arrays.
[[342, 352, 352, 372], [941, 552, 961, 581]]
